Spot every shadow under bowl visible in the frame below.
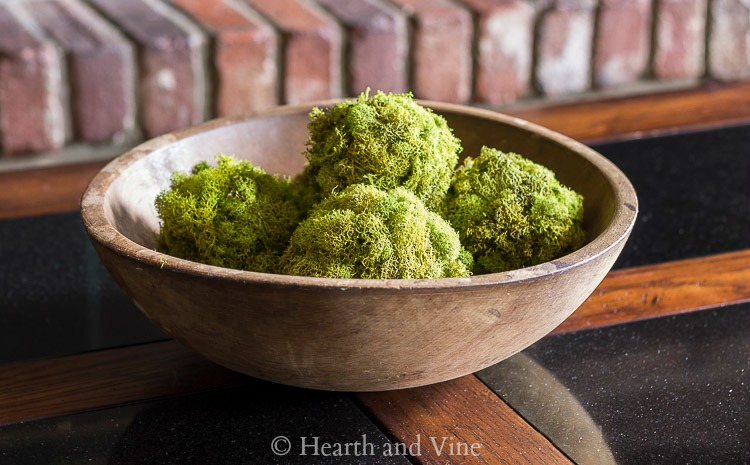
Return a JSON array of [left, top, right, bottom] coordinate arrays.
[[81, 101, 637, 391]]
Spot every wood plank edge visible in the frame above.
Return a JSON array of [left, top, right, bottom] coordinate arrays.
[[0, 159, 108, 221], [0, 340, 251, 426], [356, 375, 574, 465], [505, 80, 750, 143], [552, 249, 750, 334]]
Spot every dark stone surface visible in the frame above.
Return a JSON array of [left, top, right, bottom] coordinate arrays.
[[593, 123, 750, 269], [0, 384, 411, 465], [479, 301, 750, 465], [0, 212, 165, 364]]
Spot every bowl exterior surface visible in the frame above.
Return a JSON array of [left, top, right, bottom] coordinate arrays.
[[82, 102, 637, 391], [92, 238, 626, 391]]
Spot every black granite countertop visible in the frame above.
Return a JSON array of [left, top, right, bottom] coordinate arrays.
[[0, 382, 410, 465], [593, 123, 750, 269], [479, 302, 750, 465]]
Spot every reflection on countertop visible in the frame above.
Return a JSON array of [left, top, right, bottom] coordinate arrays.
[[480, 302, 750, 465], [480, 352, 616, 465]]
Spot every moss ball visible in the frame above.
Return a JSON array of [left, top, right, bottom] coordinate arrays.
[[302, 90, 462, 210], [155, 154, 300, 273], [442, 146, 586, 274], [280, 184, 472, 279]]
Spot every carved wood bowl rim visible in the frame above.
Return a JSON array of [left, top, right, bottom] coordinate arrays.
[[81, 100, 638, 291]]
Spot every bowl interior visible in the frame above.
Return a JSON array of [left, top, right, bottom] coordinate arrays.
[[105, 105, 620, 264]]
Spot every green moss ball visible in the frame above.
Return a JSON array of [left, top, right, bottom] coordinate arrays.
[[302, 90, 462, 210], [442, 146, 586, 274], [155, 154, 300, 273], [280, 184, 472, 279]]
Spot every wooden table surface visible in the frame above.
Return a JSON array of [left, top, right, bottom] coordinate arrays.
[[1, 81, 749, 464]]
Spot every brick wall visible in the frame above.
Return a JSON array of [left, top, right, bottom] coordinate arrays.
[[1, 0, 748, 158]]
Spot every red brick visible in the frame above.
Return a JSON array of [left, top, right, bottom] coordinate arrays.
[[89, 0, 208, 138], [654, 0, 706, 80], [536, 2, 595, 96], [708, 0, 750, 80], [243, 0, 342, 104], [317, 0, 408, 96], [389, 0, 473, 103], [0, 5, 66, 156], [170, 0, 277, 116], [594, 0, 651, 88], [462, 0, 534, 104], [23, 0, 136, 143]]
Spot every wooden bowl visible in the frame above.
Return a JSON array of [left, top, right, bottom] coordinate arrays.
[[81, 102, 637, 391]]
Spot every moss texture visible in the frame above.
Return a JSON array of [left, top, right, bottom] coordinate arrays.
[[302, 90, 461, 210], [281, 184, 472, 279], [442, 146, 585, 274], [155, 94, 587, 279], [155, 154, 300, 273]]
